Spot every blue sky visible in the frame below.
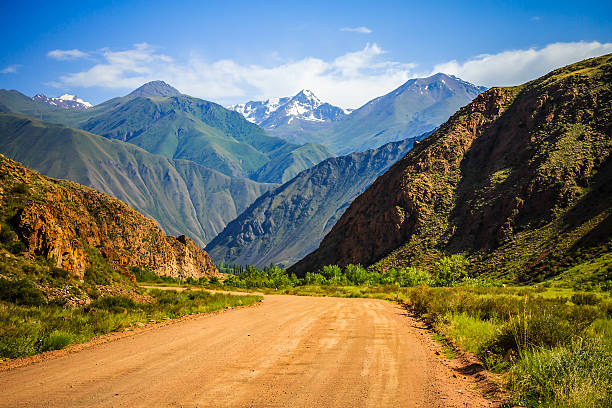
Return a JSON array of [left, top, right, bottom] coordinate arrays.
[[1, 0, 611, 108]]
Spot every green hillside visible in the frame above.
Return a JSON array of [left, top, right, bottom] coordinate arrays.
[[0, 87, 332, 182], [0, 113, 276, 246]]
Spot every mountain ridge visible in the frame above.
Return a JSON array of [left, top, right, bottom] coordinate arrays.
[[206, 132, 430, 267], [0, 112, 277, 247]]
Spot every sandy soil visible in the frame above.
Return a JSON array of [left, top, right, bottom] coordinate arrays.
[[0, 295, 505, 407]]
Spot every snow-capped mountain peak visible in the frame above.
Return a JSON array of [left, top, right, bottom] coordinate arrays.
[[32, 93, 93, 110], [228, 90, 349, 128], [58, 94, 93, 107]]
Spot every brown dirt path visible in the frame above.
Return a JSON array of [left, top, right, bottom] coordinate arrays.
[[0, 295, 499, 407]]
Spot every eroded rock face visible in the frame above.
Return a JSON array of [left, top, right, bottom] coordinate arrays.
[[290, 54, 612, 280], [0, 155, 219, 279]]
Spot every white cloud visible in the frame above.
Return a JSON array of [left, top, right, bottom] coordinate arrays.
[[47, 49, 89, 60], [54, 42, 415, 108], [51, 41, 612, 108], [340, 26, 372, 34], [0, 64, 19, 74], [432, 41, 612, 87]]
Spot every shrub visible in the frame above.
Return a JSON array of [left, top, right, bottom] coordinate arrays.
[[10, 182, 29, 195], [398, 267, 432, 287], [10, 240, 27, 254], [571, 292, 601, 306], [46, 330, 72, 350], [344, 264, 369, 285], [90, 295, 139, 312], [0, 223, 16, 244], [0, 278, 46, 306], [432, 255, 470, 286]]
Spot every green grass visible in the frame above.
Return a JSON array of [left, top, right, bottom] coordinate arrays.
[[403, 285, 611, 407], [509, 340, 611, 408], [0, 289, 262, 359], [439, 312, 499, 355]]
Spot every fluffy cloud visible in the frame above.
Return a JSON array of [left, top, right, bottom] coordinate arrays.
[[340, 26, 372, 34], [432, 41, 612, 87], [0, 65, 19, 74], [47, 49, 89, 60], [52, 41, 612, 108], [55, 43, 414, 108]]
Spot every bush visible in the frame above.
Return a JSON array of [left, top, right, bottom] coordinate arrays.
[[0, 278, 46, 306], [398, 267, 432, 287], [0, 223, 16, 244], [130, 266, 160, 282], [432, 255, 470, 286], [10, 240, 27, 254], [571, 292, 601, 306], [90, 295, 139, 312]]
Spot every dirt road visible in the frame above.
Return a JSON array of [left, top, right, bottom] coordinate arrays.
[[0, 295, 496, 407]]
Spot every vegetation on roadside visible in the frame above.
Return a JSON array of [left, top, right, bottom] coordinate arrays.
[[403, 285, 611, 407], [0, 279, 261, 359]]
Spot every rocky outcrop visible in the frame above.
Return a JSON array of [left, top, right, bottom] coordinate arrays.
[[0, 155, 219, 279], [290, 54, 612, 281]]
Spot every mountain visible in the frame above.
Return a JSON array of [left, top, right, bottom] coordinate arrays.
[[248, 74, 484, 153], [229, 90, 351, 145], [0, 83, 332, 182], [0, 112, 276, 247], [0, 154, 218, 279], [206, 133, 429, 267], [32, 94, 93, 110], [126, 80, 181, 98], [229, 90, 350, 126], [290, 54, 612, 285], [229, 97, 291, 124]]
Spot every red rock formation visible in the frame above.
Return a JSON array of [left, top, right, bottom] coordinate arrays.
[[0, 155, 219, 279]]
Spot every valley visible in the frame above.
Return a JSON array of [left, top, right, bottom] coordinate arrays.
[[0, 9, 610, 405]]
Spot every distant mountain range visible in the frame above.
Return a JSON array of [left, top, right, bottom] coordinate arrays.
[[0, 83, 332, 181], [290, 54, 612, 286], [206, 132, 430, 267], [230, 74, 486, 154], [32, 93, 93, 110], [0, 75, 483, 256], [0, 82, 335, 246]]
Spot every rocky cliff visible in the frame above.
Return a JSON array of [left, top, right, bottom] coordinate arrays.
[[290, 54, 612, 283], [0, 154, 219, 279]]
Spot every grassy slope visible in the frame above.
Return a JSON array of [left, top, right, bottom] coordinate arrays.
[[251, 143, 334, 183]]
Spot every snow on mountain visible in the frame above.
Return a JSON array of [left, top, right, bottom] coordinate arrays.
[[228, 90, 350, 128], [32, 93, 93, 110]]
